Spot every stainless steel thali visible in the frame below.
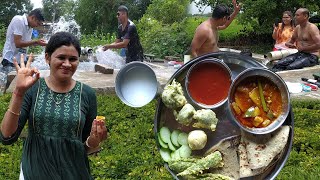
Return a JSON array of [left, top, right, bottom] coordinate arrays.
[[154, 52, 294, 180]]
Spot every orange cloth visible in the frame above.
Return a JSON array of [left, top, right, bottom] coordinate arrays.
[[275, 23, 294, 44]]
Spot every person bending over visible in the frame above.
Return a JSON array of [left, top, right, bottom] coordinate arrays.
[[103, 5, 144, 63], [2, 8, 47, 68]]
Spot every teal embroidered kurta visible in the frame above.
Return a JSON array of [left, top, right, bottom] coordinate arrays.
[[0, 78, 97, 180]]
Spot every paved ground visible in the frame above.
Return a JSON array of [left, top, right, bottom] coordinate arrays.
[[4, 55, 320, 100]]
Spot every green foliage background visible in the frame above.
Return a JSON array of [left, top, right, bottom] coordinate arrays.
[[0, 94, 320, 179], [80, 32, 117, 49], [74, 0, 151, 34], [0, 24, 6, 54], [194, 0, 320, 34], [43, 0, 77, 22], [0, 0, 32, 26]]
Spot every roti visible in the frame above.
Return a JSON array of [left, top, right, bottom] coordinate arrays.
[[239, 125, 291, 178], [205, 135, 241, 180]]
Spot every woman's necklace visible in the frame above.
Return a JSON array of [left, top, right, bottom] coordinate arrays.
[[47, 77, 71, 106], [50, 89, 69, 106]]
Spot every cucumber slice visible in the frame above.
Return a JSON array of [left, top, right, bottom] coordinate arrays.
[[171, 130, 181, 147], [178, 132, 188, 146], [159, 148, 171, 162], [157, 133, 168, 148], [171, 149, 181, 160], [168, 138, 177, 151], [159, 127, 171, 144], [178, 145, 192, 158]]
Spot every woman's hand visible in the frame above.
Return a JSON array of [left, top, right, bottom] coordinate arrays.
[[13, 54, 40, 95], [285, 42, 297, 49], [87, 118, 108, 148]]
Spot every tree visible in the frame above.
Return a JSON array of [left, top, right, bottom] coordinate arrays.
[[43, 0, 77, 23], [193, 0, 320, 34], [0, 0, 32, 26], [136, 0, 192, 57], [75, 0, 151, 34], [145, 0, 190, 24]]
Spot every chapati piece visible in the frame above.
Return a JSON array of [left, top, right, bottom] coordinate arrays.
[[205, 135, 241, 180], [239, 125, 290, 178], [238, 138, 274, 178], [238, 139, 253, 178]]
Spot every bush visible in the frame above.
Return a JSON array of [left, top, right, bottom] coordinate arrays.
[[80, 31, 116, 49], [137, 16, 274, 58], [277, 99, 320, 179], [137, 16, 204, 58], [0, 23, 6, 54], [219, 20, 253, 42], [0, 94, 319, 179], [0, 94, 171, 179]]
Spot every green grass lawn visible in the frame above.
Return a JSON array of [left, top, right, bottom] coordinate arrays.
[[0, 94, 319, 179]]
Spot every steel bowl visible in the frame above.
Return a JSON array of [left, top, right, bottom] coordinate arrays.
[[227, 67, 290, 134], [115, 62, 158, 107], [185, 58, 232, 109]]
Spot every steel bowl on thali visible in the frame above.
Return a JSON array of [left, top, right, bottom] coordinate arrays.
[[154, 52, 293, 180]]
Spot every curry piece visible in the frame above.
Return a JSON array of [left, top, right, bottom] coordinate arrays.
[[231, 77, 282, 128]]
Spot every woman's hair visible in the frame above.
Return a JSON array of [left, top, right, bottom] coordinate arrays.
[[281, 11, 295, 31], [45, 32, 81, 57]]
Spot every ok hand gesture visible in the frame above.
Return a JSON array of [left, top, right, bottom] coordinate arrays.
[[13, 54, 40, 95]]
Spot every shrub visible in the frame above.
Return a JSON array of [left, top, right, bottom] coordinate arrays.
[[0, 23, 6, 54], [80, 31, 116, 49], [137, 16, 204, 58], [0, 94, 319, 179]]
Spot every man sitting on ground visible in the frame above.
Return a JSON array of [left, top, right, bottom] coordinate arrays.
[[271, 8, 320, 72]]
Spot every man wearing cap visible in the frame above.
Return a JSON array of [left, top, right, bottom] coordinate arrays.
[[103, 5, 144, 63], [1, 8, 47, 68], [190, 0, 241, 58]]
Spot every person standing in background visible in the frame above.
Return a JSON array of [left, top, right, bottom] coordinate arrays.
[[272, 11, 296, 51], [190, 0, 241, 58], [1, 8, 47, 68], [103, 5, 144, 63]]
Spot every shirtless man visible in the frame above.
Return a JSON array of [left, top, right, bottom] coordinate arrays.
[[190, 0, 241, 58], [272, 8, 320, 71], [286, 8, 320, 56]]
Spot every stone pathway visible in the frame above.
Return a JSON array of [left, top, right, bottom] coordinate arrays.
[[4, 56, 320, 100]]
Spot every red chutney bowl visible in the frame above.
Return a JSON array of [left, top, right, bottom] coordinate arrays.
[[185, 59, 232, 109]]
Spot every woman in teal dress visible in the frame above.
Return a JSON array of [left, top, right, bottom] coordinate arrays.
[[0, 32, 107, 179]]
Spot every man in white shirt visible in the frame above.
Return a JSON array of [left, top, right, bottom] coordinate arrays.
[[2, 8, 47, 68]]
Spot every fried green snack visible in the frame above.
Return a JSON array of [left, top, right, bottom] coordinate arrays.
[[193, 109, 218, 131], [161, 79, 187, 109], [175, 103, 196, 126], [185, 173, 234, 180], [168, 158, 198, 173], [177, 151, 223, 176]]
